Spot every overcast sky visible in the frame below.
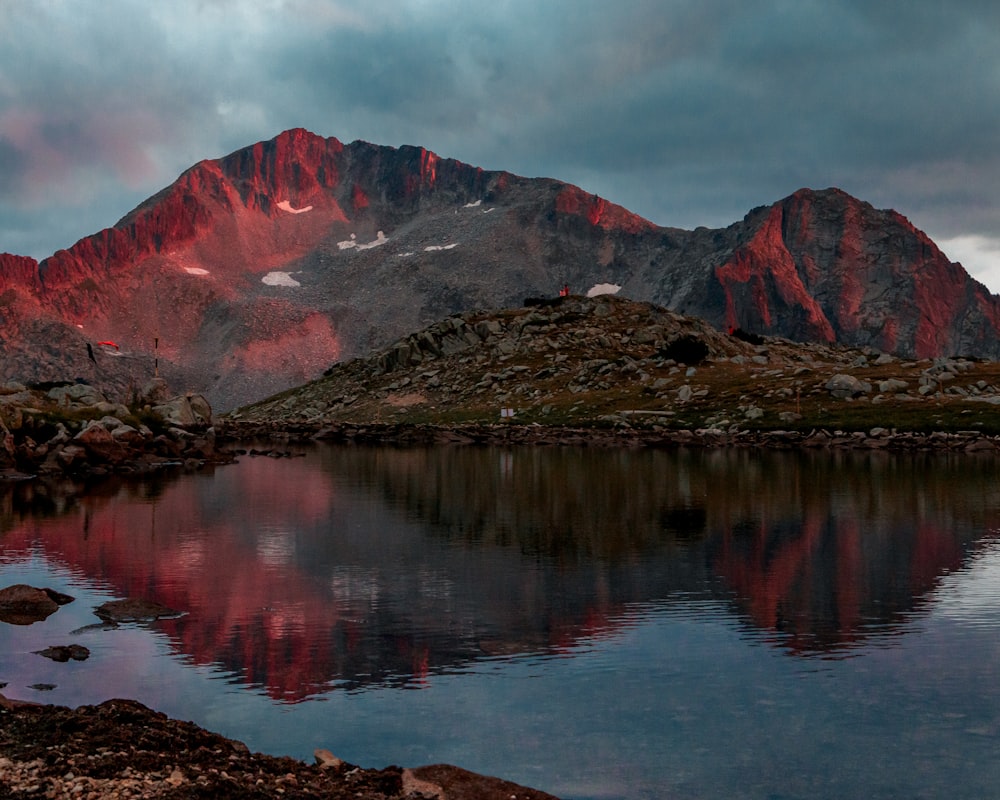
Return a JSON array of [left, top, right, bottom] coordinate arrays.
[[2, 0, 999, 289]]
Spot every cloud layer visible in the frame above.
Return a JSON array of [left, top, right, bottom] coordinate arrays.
[[2, 1, 999, 287]]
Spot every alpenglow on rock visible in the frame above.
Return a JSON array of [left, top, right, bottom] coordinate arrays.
[[1, 129, 999, 410]]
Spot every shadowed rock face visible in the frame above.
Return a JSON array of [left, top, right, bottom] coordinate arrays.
[[1, 130, 998, 410]]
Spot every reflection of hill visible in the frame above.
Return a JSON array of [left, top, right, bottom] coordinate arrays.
[[324, 446, 1000, 656], [1, 447, 998, 700], [699, 452, 1000, 654]]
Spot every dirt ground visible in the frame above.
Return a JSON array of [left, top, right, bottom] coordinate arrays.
[[0, 695, 560, 799]]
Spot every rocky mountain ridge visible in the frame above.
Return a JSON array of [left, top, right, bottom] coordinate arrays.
[[2, 128, 999, 410]]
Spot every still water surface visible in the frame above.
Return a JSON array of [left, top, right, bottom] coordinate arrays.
[[2, 446, 1000, 799]]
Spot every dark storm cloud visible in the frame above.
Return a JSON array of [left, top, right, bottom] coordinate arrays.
[[1, 0, 998, 286], [0, 138, 25, 199]]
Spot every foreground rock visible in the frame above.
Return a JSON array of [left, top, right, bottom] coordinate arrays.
[[0, 378, 233, 480], [0, 696, 559, 799], [0, 585, 73, 626]]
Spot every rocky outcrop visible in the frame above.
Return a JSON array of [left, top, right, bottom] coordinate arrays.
[[0, 380, 231, 479], [223, 295, 1000, 454], [0, 254, 42, 294]]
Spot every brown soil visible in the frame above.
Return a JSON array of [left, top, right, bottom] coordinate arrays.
[[0, 695, 560, 799]]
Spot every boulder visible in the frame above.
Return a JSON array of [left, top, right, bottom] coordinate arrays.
[[55, 445, 86, 468], [111, 424, 145, 445], [314, 749, 344, 770], [0, 584, 60, 625], [46, 383, 106, 407], [74, 423, 127, 464], [35, 644, 90, 662], [141, 377, 173, 404], [153, 394, 213, 427], [825, 374, 870, 399], [404, 764, 561, 800], [878, 379, 909, 394]]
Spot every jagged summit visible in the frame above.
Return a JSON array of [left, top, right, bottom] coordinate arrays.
[[1, 128, 998, 410]]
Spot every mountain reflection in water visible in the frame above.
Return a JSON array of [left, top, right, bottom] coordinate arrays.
[[2, 446, 998, 702]]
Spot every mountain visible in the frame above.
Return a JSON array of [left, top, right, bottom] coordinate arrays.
[[1, 128, 998, 410]]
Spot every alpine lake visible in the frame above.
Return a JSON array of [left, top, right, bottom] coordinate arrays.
[[2, 443, 1000, 800]]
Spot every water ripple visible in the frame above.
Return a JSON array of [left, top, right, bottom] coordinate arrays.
[[932, 540, 1000, 628]]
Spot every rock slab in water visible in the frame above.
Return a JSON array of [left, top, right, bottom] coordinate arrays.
[[93, 598, 183, 622], [0, 585, 66, 625], [35, 645, 90, 662]]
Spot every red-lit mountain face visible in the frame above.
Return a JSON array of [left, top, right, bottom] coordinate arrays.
[[2, 128, 999, 410]]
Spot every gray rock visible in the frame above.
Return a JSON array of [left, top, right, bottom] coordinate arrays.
[[141, 378, 173, 404], [825, 374, 870, 398], [153, 394, 213, 427], [314, 749, 344, 770], [47, 383, 106, 407], [56, 445, 86, 467], [111, 424, 144, 444], [878, 379, 909, 393]]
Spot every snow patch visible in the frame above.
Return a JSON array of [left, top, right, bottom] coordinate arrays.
[[463, 199, 482, 208], [483, 207, 495, 213], [184, 267, 210, 276], [587, 283, 622, 298], [425, 243, 459, 252], [337, 231, 388, 251], [277, 200, 313, 214], [397, 252, 415, 257], [262, 272, 301, 287]]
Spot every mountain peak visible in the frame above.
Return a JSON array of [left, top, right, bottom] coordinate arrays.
[[2, 132, 999, 410]]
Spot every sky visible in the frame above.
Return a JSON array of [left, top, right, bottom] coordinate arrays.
[[2, 0, 999, 290]]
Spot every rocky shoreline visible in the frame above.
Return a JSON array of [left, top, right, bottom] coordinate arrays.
[[0, 378, 232, 482], [9, 295, 1000, 487], [0, 588, 560, 798], [0, 695, 559, 799], [219, 418, 1000, 455]]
